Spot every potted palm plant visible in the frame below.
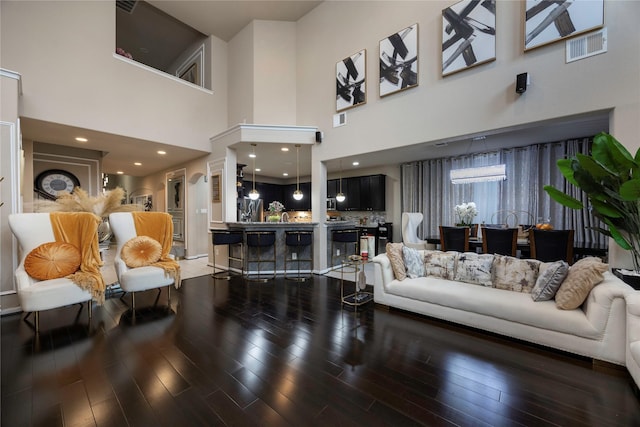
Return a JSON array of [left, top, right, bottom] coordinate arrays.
[[543, 132, 640, 280]]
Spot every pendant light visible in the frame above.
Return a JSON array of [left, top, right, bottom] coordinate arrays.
[[293, 144, 303, 201], [336, 160, 346, 202], [248, 144, 260, 200]]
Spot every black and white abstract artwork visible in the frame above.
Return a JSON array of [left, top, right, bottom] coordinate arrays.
[[442, 0, 496, 77], [524, 0, 604, 51], [380, 23, 418, 97], [336, 49, 366, 112]]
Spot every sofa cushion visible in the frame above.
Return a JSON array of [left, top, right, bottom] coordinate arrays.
[[402, 245, 424, 278], [424, 250, 457, 280], [531, 261, 569, 301], [385, 242, 407, 281], [24, 242, 82, 281], [121, 236, 162, 268], [492, 255, 541, 293], [555, 257, 608, 310], [454, 252, 493, 287]]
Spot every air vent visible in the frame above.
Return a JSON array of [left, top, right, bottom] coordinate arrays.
[[333, 112, 347, 128], [566, 28, 607, 63], [116, 0, 137, 14]]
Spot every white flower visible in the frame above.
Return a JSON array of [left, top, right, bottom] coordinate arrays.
[[268, 201, 285, 213], [455, 202, 478, 225]]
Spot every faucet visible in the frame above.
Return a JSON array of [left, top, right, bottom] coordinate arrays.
[[281, 212, 289, 223]]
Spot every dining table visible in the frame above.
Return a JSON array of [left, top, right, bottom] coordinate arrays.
[[424, 235, 608, 261]]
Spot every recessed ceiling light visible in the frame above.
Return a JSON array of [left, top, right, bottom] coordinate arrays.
[[139, 47, 150, 54], [157, 150, 166, 155], [75, 137, 88, 142], [255, 168, 261, 172], [281, 147, 289, 152], [249, 153, 256, 158], [134, 162, 142, 166], [352, 161, 360, 166], [283, 172, 289, 176], [117, 171, 124, 175]]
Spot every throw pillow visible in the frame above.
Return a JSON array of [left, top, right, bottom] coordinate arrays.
[[531, 261, 569, 302], [492, 255, 541, 293], [24, 242, 82, 281], [555, 257, 608, 310], [386, 242, 407, 281], [424, 250, 457, 280], [402, 245, 424, 278], [121, 236, 162, 268], [454, 252, 494, 287]]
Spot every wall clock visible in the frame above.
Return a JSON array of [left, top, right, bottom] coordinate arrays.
[[35, 169, 81, 199]]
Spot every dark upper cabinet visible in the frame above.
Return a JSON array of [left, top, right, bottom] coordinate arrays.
[[327, 179, 339, 199], [334, 174, 385, 211]]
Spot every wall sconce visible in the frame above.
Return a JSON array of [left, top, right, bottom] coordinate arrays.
[[248, 143, 260, 200], [293, 144, 303, 201]]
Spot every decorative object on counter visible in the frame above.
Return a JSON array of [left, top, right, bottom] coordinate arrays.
[[293, 144, 304, 201], [454, 202, 478, 226], [544, 132, 640, 274], [248, 143, 260, 200], [267, 201, 285, 222]]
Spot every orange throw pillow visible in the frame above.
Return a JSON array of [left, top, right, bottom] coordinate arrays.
[[121, 236, 162, 268], [24, 242, 82, 281]]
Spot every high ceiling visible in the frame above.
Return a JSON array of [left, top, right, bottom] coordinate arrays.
[[23, 1, 610, 180]]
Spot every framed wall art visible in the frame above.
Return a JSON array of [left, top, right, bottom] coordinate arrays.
[[524, 0, 604, 51], [380, 23, 418, 97], [442, 0, 496, 77], [336, 49, 366, 112]]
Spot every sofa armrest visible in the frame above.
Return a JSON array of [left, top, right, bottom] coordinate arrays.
[[372, 254, 393, 286], [582, 273, 633, 333], [626, 292, 640, 343]]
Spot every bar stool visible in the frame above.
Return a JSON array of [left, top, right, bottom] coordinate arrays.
[[211, 230, 244, 279], [245, 231, 277, 282], [284, 231, 313, 281], [331, 229, 359, 270]]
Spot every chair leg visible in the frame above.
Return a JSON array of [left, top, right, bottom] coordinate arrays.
[[131, 292, 136, 311], [167, 285, 171, 306], [35, 311, 40, 333]]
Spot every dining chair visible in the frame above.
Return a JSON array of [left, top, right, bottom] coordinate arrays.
[[529, 229, 575, 264], [482, 227, 518, 256], [439, 226, 470, 252]]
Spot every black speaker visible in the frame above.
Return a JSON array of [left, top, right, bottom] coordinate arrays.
[[315, 131, 323, 143], [516, 72, 528, 94]]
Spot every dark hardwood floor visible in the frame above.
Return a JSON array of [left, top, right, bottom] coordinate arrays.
[[2, 273, 639, 426]]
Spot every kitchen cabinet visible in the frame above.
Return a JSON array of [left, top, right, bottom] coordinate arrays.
[[333, 174, 385, 211], [285, 182, 311, 211], [327, 179, 339, 199]]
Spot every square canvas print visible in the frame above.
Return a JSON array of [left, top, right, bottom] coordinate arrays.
[[380, 24, 418, 97], [442, 0, 496, 77], [524, 0, 604, 51], [336, 49, 366, 112]]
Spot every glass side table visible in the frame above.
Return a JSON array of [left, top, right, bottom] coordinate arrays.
[[341, 255, 373, 307]]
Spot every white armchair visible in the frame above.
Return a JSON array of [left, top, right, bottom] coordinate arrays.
[[8, 212, 101, 332], [109, 212, 180, 311], [401, 212, 432, 250], [626, 292, 640, 392]]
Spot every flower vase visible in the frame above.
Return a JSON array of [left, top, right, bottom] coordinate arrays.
[[267, 215, 280, 223]]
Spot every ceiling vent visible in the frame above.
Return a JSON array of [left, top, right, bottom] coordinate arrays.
[[116, 0, 138, 14], [566, 28, 607, 63]]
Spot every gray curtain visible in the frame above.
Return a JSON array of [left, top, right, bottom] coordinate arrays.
[[401, 138, 605, 245]]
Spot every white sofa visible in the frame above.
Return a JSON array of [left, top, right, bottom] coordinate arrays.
[[373, 251, 633, 365], [626, 293, 640, 389]]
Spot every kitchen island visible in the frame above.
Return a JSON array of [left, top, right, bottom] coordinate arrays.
[[219, 222, 319, 275]]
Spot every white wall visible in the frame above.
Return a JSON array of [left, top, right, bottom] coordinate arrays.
[[296, 1, 640, 159], [0, 1, 227, 151]]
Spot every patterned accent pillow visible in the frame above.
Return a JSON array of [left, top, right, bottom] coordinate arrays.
[[531, 261, 569, 301], [424, 250, 457, 280], [121, 236, 162, 268], [454, 252, 494, 286], [402, 246, 424, 278], [385, 242, 407, 281], [555, 257, 608, 310], [24, 242, 82, 281], [492, 255, 541, 293]]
